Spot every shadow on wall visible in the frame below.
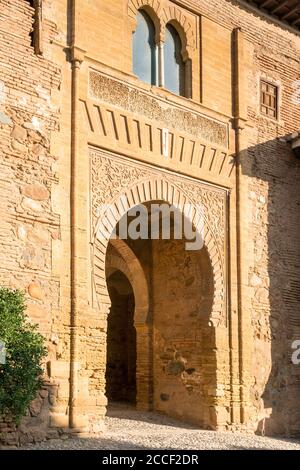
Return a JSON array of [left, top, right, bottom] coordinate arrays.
[[122, 220, 217, 430], [106, 272, 137, 405], [240, 134, 300, 437]]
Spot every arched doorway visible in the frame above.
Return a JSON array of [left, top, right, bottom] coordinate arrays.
[[102, 200, 217, 427], [94, 177, 225, 326], [106, 270, 136, 404], [105, 237, 151, 411], [90, 155, 231, 430]]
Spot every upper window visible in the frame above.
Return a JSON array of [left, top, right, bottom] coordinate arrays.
[[132, 12, 189, 98], [164, 24, 185, 96], [260, 80, 278, 119], [132, 10, 157, 86]]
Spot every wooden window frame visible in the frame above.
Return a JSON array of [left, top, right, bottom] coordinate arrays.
[[260, 80, 278, 120]]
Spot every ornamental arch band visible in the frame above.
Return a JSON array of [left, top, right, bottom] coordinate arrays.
[[89, 149, 229, 427]]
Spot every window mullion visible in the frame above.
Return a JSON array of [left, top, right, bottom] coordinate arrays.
[[158, 42, 165, 88]]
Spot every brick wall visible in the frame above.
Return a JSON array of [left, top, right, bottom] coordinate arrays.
[[0, 0, 63, 445], [0, 382, 62, 447], [152, 237, 218, 428], [0, 0, 300, 442]]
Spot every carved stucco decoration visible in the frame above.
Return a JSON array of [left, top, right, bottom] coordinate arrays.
[[89, 72, 228, 148], [90, 148, 227, 326]]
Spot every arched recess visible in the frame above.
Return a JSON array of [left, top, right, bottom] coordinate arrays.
[[106, 238, 149, 326], [164, 23, 186, 96], [92, 177, 225, 327], [164, 19, 193, 98], [132, 10, 157, 86], [105, 239, 151, 409], [128, 0, 196, 53]]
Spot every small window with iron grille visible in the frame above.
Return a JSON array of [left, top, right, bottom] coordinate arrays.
[[260, 80, 278, 119]]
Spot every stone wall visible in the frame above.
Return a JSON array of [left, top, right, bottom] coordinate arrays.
[[245, 99, 300, 435], [0, 382, 63, 448], [106, 271, 136, 403], [0, 0, 300, 440], [152, 237, 217, 428], [0, 0, 61, 346], [0, 0, 67, 443], [238, 2, 300, 435]]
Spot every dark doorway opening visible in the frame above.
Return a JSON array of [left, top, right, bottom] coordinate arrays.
[[106, 270, 137, 404]]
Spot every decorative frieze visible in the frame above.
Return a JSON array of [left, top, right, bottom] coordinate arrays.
[[89, 71, 228, 148]]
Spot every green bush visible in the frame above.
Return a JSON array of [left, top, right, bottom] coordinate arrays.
[[0, 288, 47, 423]]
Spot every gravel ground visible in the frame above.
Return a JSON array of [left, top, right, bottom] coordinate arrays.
[[24, 403, 300, 450]]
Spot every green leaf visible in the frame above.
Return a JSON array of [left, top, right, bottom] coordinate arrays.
[[0, 288, 47, 423]]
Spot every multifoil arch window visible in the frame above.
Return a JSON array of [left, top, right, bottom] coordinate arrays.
[[164, 23, 185, 96], [132, 9, 191, 98], [133, 10, 157, 86]]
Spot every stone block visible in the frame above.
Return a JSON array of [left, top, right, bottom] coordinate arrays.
[[28, 283, 44, 300], [22, 183, 50, 201], [11, 124, 27, 141], [70, 415, 89, 430], [48, 361, 76, 379], [0, 111, 11, 125], [57, 379, 70, 399], [29, 397, 43, 417], [50, 414, 69, 429]]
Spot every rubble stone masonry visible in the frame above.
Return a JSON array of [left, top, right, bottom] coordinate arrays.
[[0, 0, 300, 446]]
